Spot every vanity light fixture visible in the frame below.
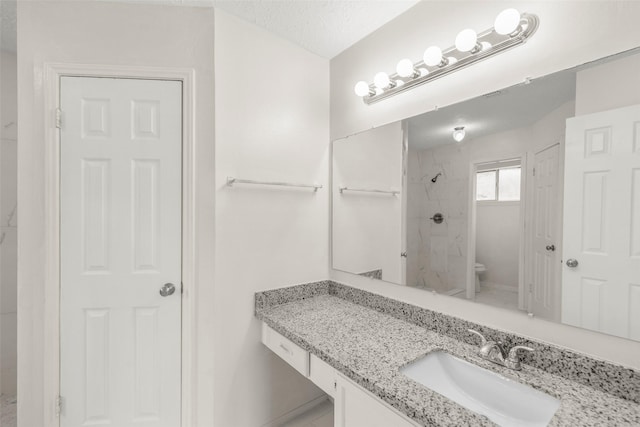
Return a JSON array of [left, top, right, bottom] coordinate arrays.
[[354, 8, 539, 105], [452, 126, 466, 142]]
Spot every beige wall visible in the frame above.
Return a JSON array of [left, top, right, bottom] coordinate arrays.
[[213, 10, 329, 427], [330, 1, 640, 368], [17, 2, 216, 425]]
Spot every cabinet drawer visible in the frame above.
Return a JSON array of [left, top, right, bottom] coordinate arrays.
[[309, 353, 337, 398], [262, 323, 309, 377]]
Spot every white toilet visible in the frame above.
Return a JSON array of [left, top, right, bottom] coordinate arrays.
[[474, 263, 486, 292]]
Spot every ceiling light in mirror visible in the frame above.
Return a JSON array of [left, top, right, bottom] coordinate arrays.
[[452, 126, 466, 142], [495, 8, 522, 35]]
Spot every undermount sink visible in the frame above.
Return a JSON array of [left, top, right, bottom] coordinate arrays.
[[401, 350, 560, 427]]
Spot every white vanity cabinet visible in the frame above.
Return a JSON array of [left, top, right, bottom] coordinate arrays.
[[262, 323, 310, 376], [261, 322, 420, 427], [309, 353, 337, 398], [334, 373, 420, 427]]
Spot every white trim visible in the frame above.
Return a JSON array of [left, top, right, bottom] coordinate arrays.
[[43, 62, 197, 427]]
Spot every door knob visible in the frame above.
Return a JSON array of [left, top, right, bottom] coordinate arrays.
[[546, 244, 555, 251], [159, 283, 176, 297], [566, 259, 579, 268], [429, 213, 444, 224]]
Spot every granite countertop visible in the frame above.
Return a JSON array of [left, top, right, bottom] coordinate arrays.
[[256, 293, 640, 427]]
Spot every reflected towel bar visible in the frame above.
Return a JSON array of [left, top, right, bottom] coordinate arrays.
[[339, 186, 399, 196], [226, 177, 322, 192]]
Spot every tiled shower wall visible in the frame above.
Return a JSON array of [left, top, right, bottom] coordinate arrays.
[[406, 144, 469, 292], [1, 50, 17, 395]]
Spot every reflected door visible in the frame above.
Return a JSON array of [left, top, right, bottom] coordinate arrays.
[[562, 104, 640, 339], [531, 144, 560, 321], [60, 77, 182, 426]]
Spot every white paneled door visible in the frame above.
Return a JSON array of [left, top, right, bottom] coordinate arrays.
[[60, 77, 182, 426], [563, 103, 640, 340], [530, 144, 560, 322]]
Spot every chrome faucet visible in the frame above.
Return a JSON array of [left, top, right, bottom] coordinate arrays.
[[468, 329, 534, 371]]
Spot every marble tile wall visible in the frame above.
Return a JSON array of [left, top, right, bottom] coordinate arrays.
[[406, 144, 469, 292]]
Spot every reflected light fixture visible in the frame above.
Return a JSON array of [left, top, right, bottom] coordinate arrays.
[[452, 126, 466, 142], [353, 8, 537, 105]]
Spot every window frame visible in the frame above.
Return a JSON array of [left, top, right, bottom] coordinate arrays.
[[475, 165, 522, 202]]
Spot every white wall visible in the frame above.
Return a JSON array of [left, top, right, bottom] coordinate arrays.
[[476, 203, 520, 289], [331, 0, 640, 367], [1, 50, 17, 396], [17, 2, 215, 425], [575, 50, 640, 115], [333, 122, 403, 283], [213, 10, 330, 427]]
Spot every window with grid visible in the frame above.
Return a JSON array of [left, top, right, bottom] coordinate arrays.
[[475, 160, 521, 202]]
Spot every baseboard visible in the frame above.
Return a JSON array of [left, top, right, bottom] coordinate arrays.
[[261, 394, 330, 427], [480, 281, 518, 292]]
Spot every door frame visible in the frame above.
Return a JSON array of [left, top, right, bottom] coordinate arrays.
[[466, 154, 528, 309], [43, 63, 197, 427]]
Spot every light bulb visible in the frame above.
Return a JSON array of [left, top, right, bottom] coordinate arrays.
[[423, 46, 444, 67], [374, 72, 391, 89], [354, 81, 371, 97], [396, 59, 416, 78], [452, 126, 466, 142], [494, 8, 521, 35], [455, 29, 478, 52]]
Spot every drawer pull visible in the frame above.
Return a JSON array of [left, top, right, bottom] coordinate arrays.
[[279, 343, 292, 355]]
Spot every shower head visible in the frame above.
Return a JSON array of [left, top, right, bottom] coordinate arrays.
[[431, 172, 442, 183]]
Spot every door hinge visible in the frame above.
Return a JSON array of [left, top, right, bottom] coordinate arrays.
[[55, 108, 62, 129], [532, 167, 536, 176], [55, 395, 63, 417]]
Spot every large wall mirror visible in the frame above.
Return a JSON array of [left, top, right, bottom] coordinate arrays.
[[332, 47, 640, 342]]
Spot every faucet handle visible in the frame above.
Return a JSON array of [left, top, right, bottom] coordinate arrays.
[[506, 345, 534, 370], [468, 329, 487, 346]]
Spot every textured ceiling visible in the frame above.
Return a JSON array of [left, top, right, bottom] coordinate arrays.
[[211, 0, 420, 58], [0, 0, 420, 57]]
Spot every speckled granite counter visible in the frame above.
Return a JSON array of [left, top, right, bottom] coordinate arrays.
[[255, 281, 640, 426]]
